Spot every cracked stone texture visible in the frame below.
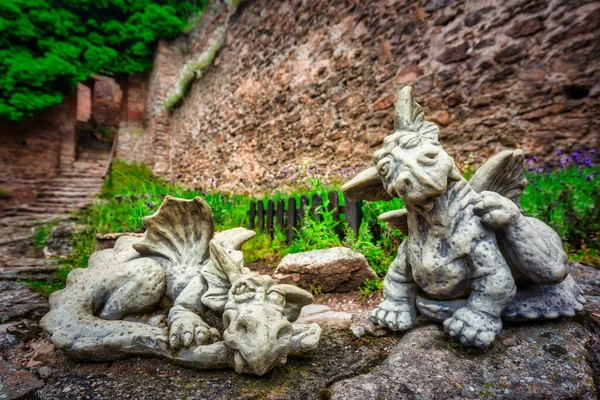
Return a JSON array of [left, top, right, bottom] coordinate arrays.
[[329, 318, 597, 399], [117, 0, 600, 193], [274, 247, 377, 293], [32, 331, 396, 400]]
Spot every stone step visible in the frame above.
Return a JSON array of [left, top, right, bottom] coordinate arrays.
[[0, 265, 60, 281], [0, 257, 57, 268], [34, 198, 93, 205], [42, 181, 103, 188], [16, 205, 81, 214], [38, 191, 100, 199], [0, 233, 32, 246]]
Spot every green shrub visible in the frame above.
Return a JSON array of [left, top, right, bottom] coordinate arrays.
[[0, 0, 205, 121], [36, 155, 599, 297]]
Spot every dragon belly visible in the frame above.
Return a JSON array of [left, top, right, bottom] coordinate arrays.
[[411, 253, 471, 300]]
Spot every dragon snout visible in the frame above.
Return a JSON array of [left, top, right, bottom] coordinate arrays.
[[223, 311, 293, 375]]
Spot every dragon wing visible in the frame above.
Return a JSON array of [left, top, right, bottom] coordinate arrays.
[[133, 196, 215, 265], [469, 149, 528, 205]]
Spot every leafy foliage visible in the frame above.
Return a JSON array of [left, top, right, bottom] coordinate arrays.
[[0, 0, 204, 121], [26, 153, 600, 297]]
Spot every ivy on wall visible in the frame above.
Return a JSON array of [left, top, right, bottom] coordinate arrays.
[[0, 0, 205, 122]]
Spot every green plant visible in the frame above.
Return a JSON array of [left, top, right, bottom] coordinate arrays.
[[32, 222, 56, 249], [165, 25, 226, 109], [0, 0, 205, 121], [360, 278, 382, 297], [0, 189, 11, 199], [21, 280, 65, 297]]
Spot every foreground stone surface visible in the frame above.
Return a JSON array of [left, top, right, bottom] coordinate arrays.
[[0, 281, 49, 323], [0, 358, 44, 400], [330, 318, 597, 399], [31, 331, 394, 400], [274, 247, 377, 293]]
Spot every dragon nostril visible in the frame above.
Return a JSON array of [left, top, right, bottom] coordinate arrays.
[[276, 324, 292, 343], [235, 315, 258, 334]]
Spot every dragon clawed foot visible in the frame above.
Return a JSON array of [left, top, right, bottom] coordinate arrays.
[[443, 307, 501, 348], [169, 317, 221, 349], [371, 299, 416, 331]]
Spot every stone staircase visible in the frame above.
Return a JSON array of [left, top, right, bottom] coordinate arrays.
[[0, 148, 109, 280]]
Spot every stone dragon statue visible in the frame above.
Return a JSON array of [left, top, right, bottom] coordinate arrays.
[[342, 86, 585, 348], [41, 196, 321, 376]]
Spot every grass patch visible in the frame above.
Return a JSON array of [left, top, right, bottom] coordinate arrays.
[[32, 150, 600, 296], [0, 189, 11, 199]]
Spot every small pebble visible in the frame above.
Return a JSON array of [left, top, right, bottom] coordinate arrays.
[[352, 326, 365, 338]]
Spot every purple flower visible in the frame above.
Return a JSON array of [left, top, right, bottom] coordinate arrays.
[[132, 187, 136, 192], [564, 156, 572, 164], [283, 169, 288, 176], [589, 149, 597, 154], [532, 156, 538, 163], [176, 173, 182, 178], [586, 174, 594, 181], [317, 168, 321, 173], [557, 149, 563, 156], [131, 204, 136, 208], [148, 178, 153, 182], [560, 181, 565, 185], [585, 158, 593, 167], [528, 167, 535, 171], [536, 167, 542, 173], [572, 152, 580, 159]]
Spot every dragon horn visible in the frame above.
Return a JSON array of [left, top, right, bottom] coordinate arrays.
[[393, 85, 439, 140]]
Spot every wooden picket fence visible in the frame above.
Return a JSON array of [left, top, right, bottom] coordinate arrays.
[[247, 191, 363, 244]]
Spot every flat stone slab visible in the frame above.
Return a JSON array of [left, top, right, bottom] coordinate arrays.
[[0, 358, 44, 400], [0, 281, 49, 323], [296, 304, 353, 331], [32, 331, 396, 399], [329, 318, 597, 399], [274, 247, 377, 292]]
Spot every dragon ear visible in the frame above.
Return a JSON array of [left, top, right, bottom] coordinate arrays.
[[276, 284, 314, 322], [341, 167, 392, 202]]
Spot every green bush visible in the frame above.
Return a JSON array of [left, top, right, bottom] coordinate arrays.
[[0, 0, 204, 121], [30, 155, 599, 297]]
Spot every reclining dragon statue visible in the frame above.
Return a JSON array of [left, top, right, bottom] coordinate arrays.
[[41, 196, 321, 376], [342, 86, 585, 348]]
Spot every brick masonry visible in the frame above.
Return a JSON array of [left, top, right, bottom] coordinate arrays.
[[0, 95, 77, 182]]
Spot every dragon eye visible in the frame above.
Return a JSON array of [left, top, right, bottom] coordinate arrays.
[[267, 290, 285, 305], [234, 283, 248, 295], [418, 150, 439, 166]]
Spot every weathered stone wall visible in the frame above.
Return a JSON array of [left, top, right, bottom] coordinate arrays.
[[0, 96, 77, 182], [130, 0, 600, 193]]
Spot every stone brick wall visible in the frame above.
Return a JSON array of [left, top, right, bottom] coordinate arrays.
[[128, 0, 600, 193], [0, 96, 76, 182]]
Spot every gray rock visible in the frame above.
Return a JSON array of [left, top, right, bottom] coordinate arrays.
[[0, 358, 44, 400], [34, 331, 396, 400], [274, 247, 377, 293], [42, 222, 86, 258], [0, 281, 49, 323], [296, 304, 353, 331], [329, 319, 596, 399]]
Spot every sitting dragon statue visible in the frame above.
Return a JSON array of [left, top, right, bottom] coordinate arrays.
[[342, 86, 585, 348], [41, 196, 321, 376]]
